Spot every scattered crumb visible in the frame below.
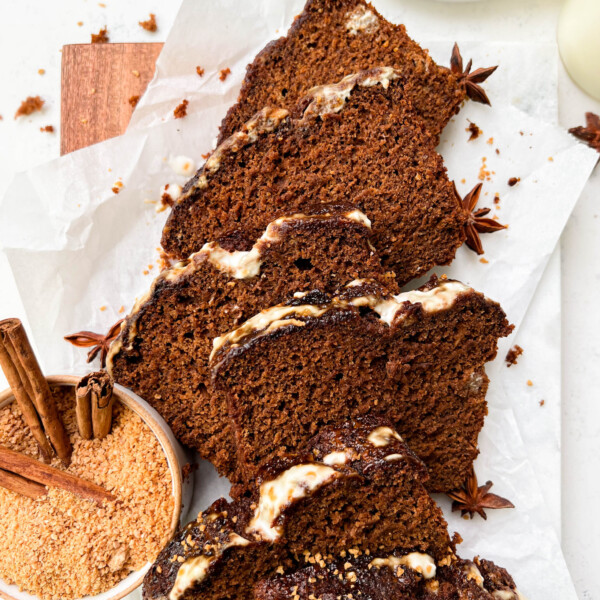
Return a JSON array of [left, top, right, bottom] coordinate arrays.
[[519, 131, 524, 136], [77, 21, 83, 27], [486, 137, 494, 145], [89, 88, 96, 95], [196, 66, 205, 77], [38, 69, 45, 76], [505, 345, 523, 367], [132, 70, 140, 78], [182, 462, 199, 482], [98, 2, 106, 6], [493, 193, 500, 205], [157, 248, 171, 271], [219, 67, 231, 82], [128, 95, 140, 108], [14, 96, 44, 119], [100, 305, 107, 311], [173, 99, 189, 119], [548, 156, 554, 162], [201, 152, 210, 159], [143, 270, 149, 276], [508, 177, 520, 187], [526, 380, 533, 387], [112, 180, 124, 194], [460, 178, 466, 184], [478, 157, 491, 181], [40, 125, 54, 133], [539, 400, 545, 406], [139, 13, 157, 32], [479, 257, 489, 264], [91, 27, 109, 44], [466, 121, 481, 141], [80, 118, 88, 125], [495, 148, 500, 155], [118, 306, 125, 314], [0, 115, 3, 121]]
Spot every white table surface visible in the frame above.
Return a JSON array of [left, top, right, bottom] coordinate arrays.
[[0, 1, 598, 598]]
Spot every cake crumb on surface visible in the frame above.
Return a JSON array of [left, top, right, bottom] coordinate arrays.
[[196, 66, 205, 77], [219, 67, 231, 81], [539, 399, 545, 406], [507, 177, 520, 186], [139, 13, 157, 32], [479, 257, 488, 264], [77, 21, 83, 26], [91, 27, 109, 43], [174, 99, 189, 119], [505, 344, 523, 367], [132, 69, 140, 77], [38, 68, 45, 75], [129, 95, 140, 108], [466, 121, 481, 141], [526, 379, 533, 387], [40, 125, 54, 133], [14, 96, 44, 119]]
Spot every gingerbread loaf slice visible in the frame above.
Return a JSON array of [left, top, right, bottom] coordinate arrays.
[[211, 277, 513, 491], [254, 555, 524, 600], [143, 419, 522, 600], [162, 68, 466, 285], [107, 207, 394, 475], [219, 0, 494, 142]]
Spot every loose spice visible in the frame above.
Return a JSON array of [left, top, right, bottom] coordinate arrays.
[[0, 385, 173, 600]]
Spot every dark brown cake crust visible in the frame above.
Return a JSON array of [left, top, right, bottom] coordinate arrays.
[[218, 0, 466, 142], [161, 68, 466, 285], [108, 207, 394, 475], [211, 277, 513, 491], [254, 555, 523, 600], [143, 419, 522, 600]]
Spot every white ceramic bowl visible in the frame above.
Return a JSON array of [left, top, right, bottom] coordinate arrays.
[[0, 375, 194, 600]]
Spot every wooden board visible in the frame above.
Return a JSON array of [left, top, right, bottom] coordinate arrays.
[[60, 43, 163, 155]]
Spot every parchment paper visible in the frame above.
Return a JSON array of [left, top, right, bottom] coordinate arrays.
[[0, 1, 597, 598]]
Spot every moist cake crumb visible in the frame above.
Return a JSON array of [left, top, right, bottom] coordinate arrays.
[[196, 66, 205, 77], [40, 125, 54, 133], [505, 344, 523, 367], [14, 96, 44, 119], [129, 95, 140, 108], [91, 27, 109, 43], [139, 13, 157, 32], [219, 68, 231, 81]]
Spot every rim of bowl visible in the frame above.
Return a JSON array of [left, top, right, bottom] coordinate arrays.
[[0, 374, 182, 600]]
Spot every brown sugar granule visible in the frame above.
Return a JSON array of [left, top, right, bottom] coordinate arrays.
[[196, 66, 205, 77], [505, 345, 523, 367], [139, 13, 157, 32], [219, 67, 231, 81], [466, 121, 481, 141], [173, 99, 189, 119], [40, 125, 54, 133], [0, 386, 173, 600], [91, 27, 109, 43], [14, 96, 44, 119], [508, 177, 520, 187], [129, 95, 140, 108]]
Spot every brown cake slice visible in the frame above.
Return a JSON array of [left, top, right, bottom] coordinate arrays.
[[142, 419, 521, 600], [161, 68, 466, 285], [107, 207, 394, 474], [254, 555, 524, 600], [211, 276, 513, 491], [218, 0, 495, 143]]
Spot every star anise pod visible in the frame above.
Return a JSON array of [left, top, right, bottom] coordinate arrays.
[[64, 319, 124, 368], [454, 182, 506, 255], [450, 44, 498, 106], [569, 112, 600, 153], [447, 467, 515, 520]]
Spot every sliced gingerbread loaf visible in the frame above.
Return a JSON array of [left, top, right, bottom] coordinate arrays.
[[107, 207, 394, 474], [254, 555, 524, 600], [218, 0, 494, 142], [211, 276, 513, 491], [161, 68, 466, 285], [142, 419, 522, 600]]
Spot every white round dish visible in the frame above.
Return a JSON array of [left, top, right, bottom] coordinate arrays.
[[0, 375, 194, 600]]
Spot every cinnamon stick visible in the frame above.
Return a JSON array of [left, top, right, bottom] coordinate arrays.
[[0, 319, 72, 464], [0, 467, 47, 500], [0, 326, 54, 463], [77, 371, 115, 439], [0, 445, 115, 505], [75, 379, 93, 440]]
